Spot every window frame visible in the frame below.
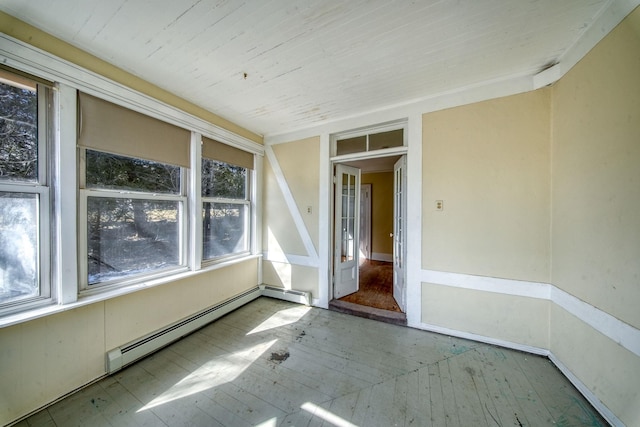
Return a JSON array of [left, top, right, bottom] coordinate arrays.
[[200, 158, 252, 265], [0, 76, 53, 315], [331, 119, 408, 158], [78, 148, 189, 293]]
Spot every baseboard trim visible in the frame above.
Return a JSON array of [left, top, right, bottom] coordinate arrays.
[[415, 321, 549, 357], [371, 252, 393, 262], [415, 320, 622, 426], [548, 352, 623, 427], [420, 269, 640, 358]]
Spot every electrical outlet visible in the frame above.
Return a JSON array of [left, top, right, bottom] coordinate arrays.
[[307, 206, 312, 214], [436, 200, 443, 211]]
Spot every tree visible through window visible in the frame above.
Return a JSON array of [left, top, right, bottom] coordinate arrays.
[[202, 159, 249, 260], [84, 150, 183, 285], [0, 81, 38, 180], [0, 76, 43, 305]]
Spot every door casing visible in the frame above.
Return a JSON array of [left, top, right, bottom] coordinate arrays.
[[330, 155, 407, 310]]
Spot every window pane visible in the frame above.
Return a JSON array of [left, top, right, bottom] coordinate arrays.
[[0, 192, 38, 302], [0, 81, 38, 181], [369, 129, 403, 151], [87, 197, 180, 284], [202, 202, 248, 259], [336, 136, 366, 156], [202, 159, 247, 199], [86, 150, 180, 194]]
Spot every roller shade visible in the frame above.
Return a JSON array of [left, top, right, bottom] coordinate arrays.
[[78, 92, 190, 168], [202, 136, 253, 170], [0, 65, 53, 89]]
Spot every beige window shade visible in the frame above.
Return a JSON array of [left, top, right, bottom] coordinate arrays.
[[202, 136, 254, 170], [78, 92, 190, 168], [0, 65, 53, 89]]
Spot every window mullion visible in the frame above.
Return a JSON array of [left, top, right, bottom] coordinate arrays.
[[189, 132, 202, 271], [55, 83, 78, 304], [252, 156, 262, 257]]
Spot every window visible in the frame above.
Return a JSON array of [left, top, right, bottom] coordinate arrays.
[[201, 137, 253, 261], [83, 151, 184, 285], [0, 48, 263, 321], [334, 125, 405, 156], [0, 68, 51, 311], [78, 92, 190, 289]]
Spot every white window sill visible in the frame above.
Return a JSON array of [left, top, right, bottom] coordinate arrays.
[[0, 254, 262, 328]]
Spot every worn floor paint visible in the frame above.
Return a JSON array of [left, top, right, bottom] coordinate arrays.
[[17, 298, 606, 426]]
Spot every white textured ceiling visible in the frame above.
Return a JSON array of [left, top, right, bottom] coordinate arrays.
[[0, 0, 617, 136]]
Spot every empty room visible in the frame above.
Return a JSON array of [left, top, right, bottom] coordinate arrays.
[[0, 1, 638, 426]]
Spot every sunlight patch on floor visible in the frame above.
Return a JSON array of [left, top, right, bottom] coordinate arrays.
[[137, 338, 278, 411], [247, 305, 311, 335], [301, 402, 357, 427], [255, 417, 278, 427]]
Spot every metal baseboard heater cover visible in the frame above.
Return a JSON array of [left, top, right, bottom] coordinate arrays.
[[106, 287, 261, 373], [106, 285, 311, 374], [259, 285, 312, 306]]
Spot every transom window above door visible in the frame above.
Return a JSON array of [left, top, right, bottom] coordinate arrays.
[[332, 120, 407, 157]]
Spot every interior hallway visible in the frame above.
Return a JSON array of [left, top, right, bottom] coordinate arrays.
[[17, 298, 607, 427]]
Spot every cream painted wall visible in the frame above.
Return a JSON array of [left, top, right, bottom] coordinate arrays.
[[361, 172, 394, 256], [262, 138, 321, 297], [0, 259, 259, 424], [272, 138, 321, 253], [422, 283, 550, 349], [550, 7, 640, 425], [104, 261, 258, 348], [0, 11, 262, 144], [263, 159, 308, 257], [551, 6, 640, 329], [418, 13, 640, 422], [0, 304, 105, 423], [422, 89, 551, 283], [550, 305, 640, 425]]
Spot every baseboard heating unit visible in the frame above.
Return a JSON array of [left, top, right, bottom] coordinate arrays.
[[106, 287, 261, 373], [106, 285, 313, 374], [259, 285, 312, 306]]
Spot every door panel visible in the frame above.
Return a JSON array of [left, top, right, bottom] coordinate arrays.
[[359, 184, 372, 260], [334, 164, 361, 299]]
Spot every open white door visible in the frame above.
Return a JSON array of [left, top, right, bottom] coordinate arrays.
[[334, 164, 361, 299], [393, 156, 406, 312]]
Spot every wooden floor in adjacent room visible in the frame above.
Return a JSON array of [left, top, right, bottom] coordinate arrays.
[[339, 260, 401, 313], [332, 260, 407, 325], [19, 298, 607, 427]]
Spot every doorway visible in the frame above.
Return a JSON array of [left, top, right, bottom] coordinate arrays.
[[330, 155, 407, 325]]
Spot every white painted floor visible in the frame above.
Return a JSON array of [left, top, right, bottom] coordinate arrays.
[[18, 298, 607, 426]]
